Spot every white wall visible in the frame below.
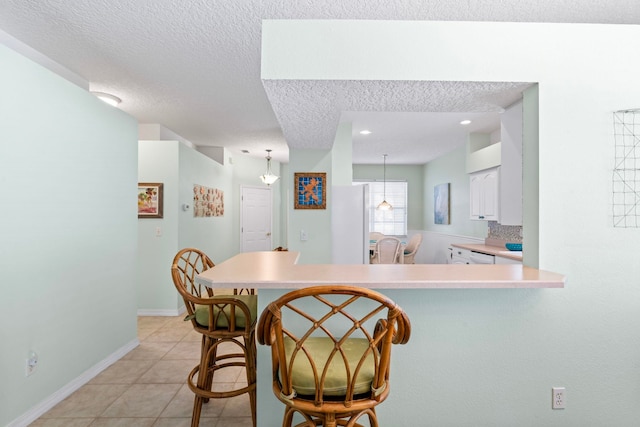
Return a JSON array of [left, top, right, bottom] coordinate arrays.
[[260, 20, 640, 426], [0, 45, 139, 426]]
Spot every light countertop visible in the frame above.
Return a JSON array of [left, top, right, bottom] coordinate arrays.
[[197, 251, 564, 289], [451, 243, 523, 261]]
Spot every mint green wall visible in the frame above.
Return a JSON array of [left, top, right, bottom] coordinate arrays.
[[179, 148, 282, 261], [230, 153, 283, 252], [332, 122, 353, 185], [353, 164, 424, 232], [522, 85, 540, 268], [423, 146, 488, 238], [0, 45, 138, 425], [261, 20, 640, 426], [138, 141, 181, 313], [138, 144, 283, 313], [287, 148, 332, 263], [177, 144, 235, 262]]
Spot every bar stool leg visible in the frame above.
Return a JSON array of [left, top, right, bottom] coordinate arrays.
[[191, 394, 204, 427], [245, 333, 257, 427]]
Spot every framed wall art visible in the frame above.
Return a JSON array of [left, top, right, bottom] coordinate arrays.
[[193, 184, 224, 217], [434, 182, 450, 224], [294, 172, 326, 209], [138, 182, 164, 218]]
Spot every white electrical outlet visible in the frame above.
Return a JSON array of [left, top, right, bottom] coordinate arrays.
[[552, 387, 565, 409], [25, 351, 38, 377], [300, 230, 308, 241]]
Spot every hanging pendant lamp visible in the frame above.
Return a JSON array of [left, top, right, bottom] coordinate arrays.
[[260, 149, 279, 185], [377, 154, 393, 211]]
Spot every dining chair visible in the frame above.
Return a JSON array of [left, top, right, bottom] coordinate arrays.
[[369, 231, 385, 241], [370, 237, 402, 264], [402, 234, 423, 264], [257, 285, 411, 427], [171, 248, 257, 427]]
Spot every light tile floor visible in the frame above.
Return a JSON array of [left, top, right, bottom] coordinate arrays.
[[31, 316, 253, 427]]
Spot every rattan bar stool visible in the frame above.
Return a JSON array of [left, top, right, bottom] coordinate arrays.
[[171, 248, 257, 427], [257, 285, 411, 427]]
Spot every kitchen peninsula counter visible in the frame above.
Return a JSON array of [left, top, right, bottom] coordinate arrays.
[[197, 251, 564, 289], [200, 251, 565, 426]]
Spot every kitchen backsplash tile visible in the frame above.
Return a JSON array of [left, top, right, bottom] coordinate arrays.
[[488, 222, 522, 242]]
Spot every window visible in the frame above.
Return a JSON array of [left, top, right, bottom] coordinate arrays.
[[354, 181, 408, 236]]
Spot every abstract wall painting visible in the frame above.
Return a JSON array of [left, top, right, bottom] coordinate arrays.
[[434, 183, 450, 225]]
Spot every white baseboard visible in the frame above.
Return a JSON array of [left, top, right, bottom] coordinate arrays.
[[7, 338, 139, 427], [137, 306, 185, 317]]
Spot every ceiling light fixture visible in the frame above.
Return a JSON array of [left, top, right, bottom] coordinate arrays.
[[377, 154, 393, 211], [260, 149, 279, 186], [360, 130, 372, 135], [91, 91, 121, 107], [460, 119, 472, 125]]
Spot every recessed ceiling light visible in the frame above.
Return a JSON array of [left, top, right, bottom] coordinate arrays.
[[359, 130, 372, 135], [91, 91, 121, 107], [460, 120, 472, 125]]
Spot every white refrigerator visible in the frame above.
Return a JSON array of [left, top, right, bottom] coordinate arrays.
[[331, 184, 370, 264]]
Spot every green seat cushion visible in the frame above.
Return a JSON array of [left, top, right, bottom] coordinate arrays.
[[194, 294, 257, 328], [284, 336, 376, 397]]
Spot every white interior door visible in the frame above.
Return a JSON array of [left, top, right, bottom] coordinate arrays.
[[240, 185, 272, 252]]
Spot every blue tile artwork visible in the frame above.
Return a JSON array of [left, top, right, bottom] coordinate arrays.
[[295, 173, 326, 209]]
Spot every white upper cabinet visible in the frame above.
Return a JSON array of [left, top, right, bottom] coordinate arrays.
[[470, 167, 500, 221], [466, 99, 523, 225]]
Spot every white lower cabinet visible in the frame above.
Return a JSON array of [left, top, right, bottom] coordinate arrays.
[[495, 255, 522, 265], [449, 247, 471, 264], [470, 168, 499, 221]]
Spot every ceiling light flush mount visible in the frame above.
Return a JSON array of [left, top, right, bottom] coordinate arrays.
[[377, 154, 393, 211], [360, 130, 372, 135], [91, 91, 121, 107], [460, 119, 472, 125], [260, 149, 279, 186]]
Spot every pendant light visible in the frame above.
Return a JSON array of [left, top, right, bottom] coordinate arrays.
[[260, 149, 279, 185], [377, 154, 393, 211]]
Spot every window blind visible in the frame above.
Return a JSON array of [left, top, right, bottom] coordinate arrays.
[[354, 181, 408, 236]]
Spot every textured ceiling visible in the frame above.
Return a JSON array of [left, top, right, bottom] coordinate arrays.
[[0, 1, 638, 164], [263, 80, 532, 164]]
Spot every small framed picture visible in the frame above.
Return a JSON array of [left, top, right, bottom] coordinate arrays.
[[294, 172, 326, 209], [138, 182, 164, 218]]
